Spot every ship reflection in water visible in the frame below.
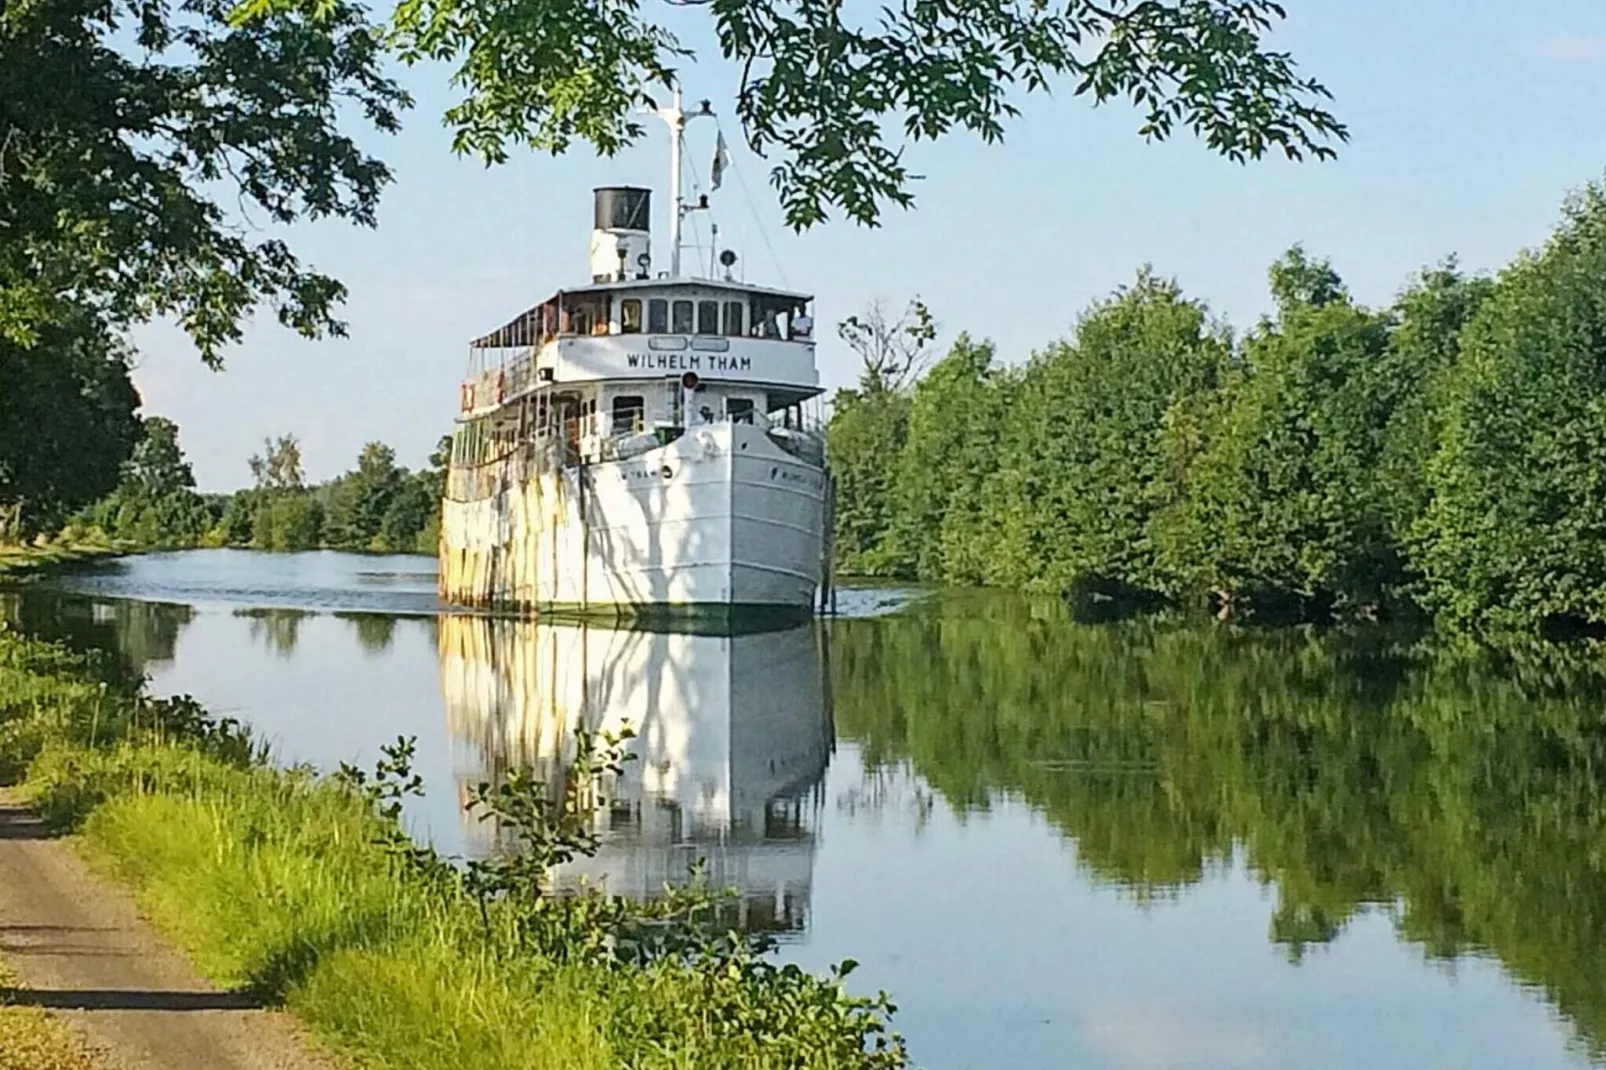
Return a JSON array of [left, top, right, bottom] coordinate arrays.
[[437, 616, 831, 937]]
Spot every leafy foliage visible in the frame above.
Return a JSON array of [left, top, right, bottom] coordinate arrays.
[[1153, 251, 1396, 614], [824, 186, 1606, 634], [1, 627, 908, 1068], [0, 0, 409, 362], [1411, 183, 1606, 632], [826, 388, 911, 576], [73, 431, 447, 555], [82, 418, 218, 548], [887, 335, 1005, 583], [0, 312, 141, 539], [990, 270, 1229, 595], [230, 0, 1345, 233]]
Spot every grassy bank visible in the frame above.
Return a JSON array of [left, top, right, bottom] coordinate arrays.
[[0, 628, 904, 1070], [0, 540, 125, 584]]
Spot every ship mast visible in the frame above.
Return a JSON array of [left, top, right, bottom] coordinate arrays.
[[654, 88, 713, 278]]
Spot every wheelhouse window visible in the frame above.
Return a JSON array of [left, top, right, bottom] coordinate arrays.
[[697, 300, 720, 335], [727, 398, 755, 424], [620, 299, 642, 334], [647, 299, 669, 334], [671, 300, 694, 334], [722, 301, 745, 337], [612, 395, 645, 433]]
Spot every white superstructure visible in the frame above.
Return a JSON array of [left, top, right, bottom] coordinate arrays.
[[439, 93, 829, 617]]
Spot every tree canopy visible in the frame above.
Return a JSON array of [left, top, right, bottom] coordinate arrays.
[[5, 0, 1344, 361], [0, 0, 409, 364], [0, 312, 141, 537], [826, 177, 1606, 636]]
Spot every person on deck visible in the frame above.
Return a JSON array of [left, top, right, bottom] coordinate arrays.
[[790, 308, 813, 339], [760, 312, 781, 339]]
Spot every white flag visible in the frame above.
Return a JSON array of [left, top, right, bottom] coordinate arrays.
[[710, 131, 729, 192]]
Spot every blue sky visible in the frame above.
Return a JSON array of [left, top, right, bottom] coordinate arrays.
[[129, 0, 1606, 491]]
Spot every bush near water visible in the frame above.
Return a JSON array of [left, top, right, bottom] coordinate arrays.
[[829, 181, 1606, 636], [0, 627, 905, 1069]]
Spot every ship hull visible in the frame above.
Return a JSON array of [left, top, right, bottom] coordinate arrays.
[[439, 422, 827, 617]]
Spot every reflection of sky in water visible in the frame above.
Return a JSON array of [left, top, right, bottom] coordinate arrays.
[[2, 551, 1597, 1070]]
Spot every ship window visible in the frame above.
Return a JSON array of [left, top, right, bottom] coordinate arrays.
[[727, 398, 755, 424], [620, 299, 642, 334], [722, 301, 745, 337], [697, 300, 720, 334], [671, 300, 694, 333], [648, 299, 669, 334], [612, 395, 645, 433]]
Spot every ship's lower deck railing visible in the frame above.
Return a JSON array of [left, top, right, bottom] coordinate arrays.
[[445, 417, 827, 503]]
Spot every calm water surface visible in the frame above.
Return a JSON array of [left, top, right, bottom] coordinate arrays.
[[5, 549, 1605, 1070]]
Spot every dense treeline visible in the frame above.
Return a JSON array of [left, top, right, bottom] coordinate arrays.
[[0, 313, 142, 541], [830, 595, 1606, 1060], [828, 181, 1606, 635], [61, 422, 449, 555]]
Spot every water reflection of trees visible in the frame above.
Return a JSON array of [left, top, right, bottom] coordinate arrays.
[[437, 615, 832, 936], [335, 612, 398, 654], [831, 595, 1606, 1060], [0, 591, 193, 683], [235, 607, 311, 657]]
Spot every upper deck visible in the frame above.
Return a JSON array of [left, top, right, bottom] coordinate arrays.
[[461, 277, 818, 417]]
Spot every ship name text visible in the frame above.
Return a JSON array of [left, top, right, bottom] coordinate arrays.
[[624, 353, 753, 372]]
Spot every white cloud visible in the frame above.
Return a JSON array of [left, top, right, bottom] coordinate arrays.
[[1081, 1004, 1272, 1068], [1529, 34, 1606, 62]]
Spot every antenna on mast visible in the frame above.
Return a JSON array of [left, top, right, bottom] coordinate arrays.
[[650, 90, 715, 278]]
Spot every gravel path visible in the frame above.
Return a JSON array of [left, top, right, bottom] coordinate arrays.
[[0, 797, 332, 1070]]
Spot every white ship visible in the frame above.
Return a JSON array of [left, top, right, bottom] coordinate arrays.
[[439, 93, 831, 619]]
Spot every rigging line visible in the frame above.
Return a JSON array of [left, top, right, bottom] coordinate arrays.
[[717, 120, 788, 287], [682, 146, 713, 272]]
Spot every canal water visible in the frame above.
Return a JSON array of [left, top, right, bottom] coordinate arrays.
[[5, 549, 1605, 1070]]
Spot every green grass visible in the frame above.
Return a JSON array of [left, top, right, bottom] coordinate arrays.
[[0, 539, 124, 583], [0, 628, 905, 1070]]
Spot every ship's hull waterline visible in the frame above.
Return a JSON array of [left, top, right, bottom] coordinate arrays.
[[439, 421, 827, 620]]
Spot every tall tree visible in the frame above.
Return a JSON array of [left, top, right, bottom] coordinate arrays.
[[887, 335, 1004, 582], [1412, 183, 1606, 633], [0, 311, 140, 538], [827, 389, 913, 576], [1153, 249, 1395, 615], [326, 441, 404, 550], [838, 298, 938, 394], [85, 416, 216, 548], [249, 435, 306, 491], [991, 270, 1228, 594], [121, 418, 197, 500]]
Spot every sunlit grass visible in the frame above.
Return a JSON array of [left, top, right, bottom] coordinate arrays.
[[0, 539, 122, 582], [2, 629, 904, 1070]]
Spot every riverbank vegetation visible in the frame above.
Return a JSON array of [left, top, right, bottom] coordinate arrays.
[[51, 425, 448, 556], [0, 626, 904, 1069], [831, 594, 1606, 1061], [828, 180, 1606, 636]]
